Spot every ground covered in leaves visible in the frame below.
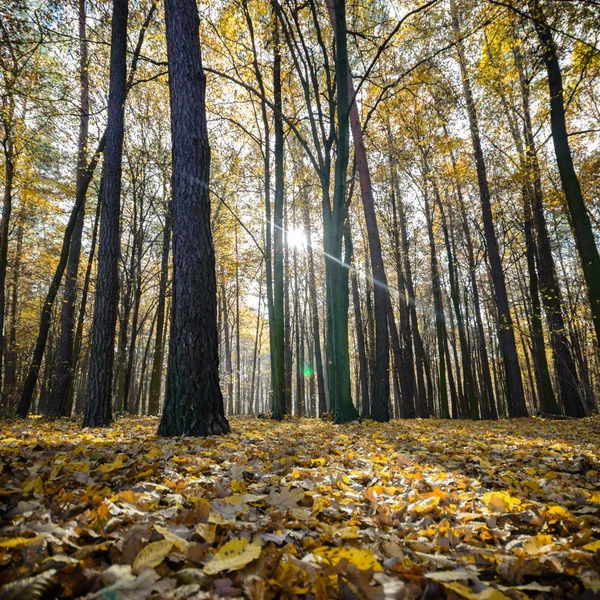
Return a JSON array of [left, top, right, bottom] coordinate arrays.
[[1, 417, 599, 600]]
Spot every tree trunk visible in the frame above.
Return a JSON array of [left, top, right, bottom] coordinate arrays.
[[2, 221, 22, 405], [451, 0, 526, 416], [157, 0, 229, 436], [148, 197, 171, 415], [514, 42, 588, 416], [527, 0, 600, 348], [272, 21, 286, 419], [46, 0, 90, 419], [83, 0, 129, 427], [303, 204, 326, 416]]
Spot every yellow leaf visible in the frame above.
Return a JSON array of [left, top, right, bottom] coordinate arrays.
[[522, 533, 553, 555], [133, 539, 174, 573], [409, 496, 440, 514], [100, 455, 126, 473], [482, 492, 521, 513], [0, 536, 43, 548], [583, 539, 600, 552], [313, 546, 383, 572], [203, 537, 262, 575]]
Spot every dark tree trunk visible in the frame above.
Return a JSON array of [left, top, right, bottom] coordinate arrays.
[[2, 221, 22, 405], [272, 22, 286, 419], [527, 0, 600, 348], [157, 0, 229, 436], [83, 0, 128, 427], [436, 194, 478, 419], [423, 184, 450, 418], [16, 2, 153, 418], [514, 43, 588, 416], [451, 0, 526, 417], [0, 134, 14, 399]]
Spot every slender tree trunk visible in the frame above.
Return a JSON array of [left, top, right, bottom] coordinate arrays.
[[16, 2, 154, 417], [222, 284, 233, 414], [303, 205, 326, 416], [394, 169, 429, 417], [2, 221, 22, 405], [148, 197, 171, 415], [451, 0, 526, 416], [514, 43, 588, 416], [423, 183, 450, 418], [46, 0, 90, 418], [83, 0, 129, 427], [436, 194, 479, 419], [527, 0, 600, 348], [0, 135, 14, 399], [326, 0, 390, 421], [272, 21, 286, 419], [158, 0, 229, 436]]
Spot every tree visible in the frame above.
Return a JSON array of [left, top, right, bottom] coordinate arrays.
[[157, 0, 230, 436], [83, 0, 129, 428]]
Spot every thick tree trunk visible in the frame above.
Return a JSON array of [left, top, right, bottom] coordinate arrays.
[[451, 0, 526, 417], [157, 0, 229, 436]]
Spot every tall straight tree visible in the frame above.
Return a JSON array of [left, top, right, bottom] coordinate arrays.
[[325, 0, 358, 423], [526, 0, 600, 348], [450, 0, 527, 417], [83, 0, 129, 427], [157, 0, 230, 436], [46, 0, 90, 418]]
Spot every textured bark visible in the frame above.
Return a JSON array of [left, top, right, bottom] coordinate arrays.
[[527, 0, 600, 348], [451, 0, 526, 416], [83, 0, 129, 427], [157, 0, 229, 436]]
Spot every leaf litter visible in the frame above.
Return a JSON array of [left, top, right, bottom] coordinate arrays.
[[0, 416, 599, 599]]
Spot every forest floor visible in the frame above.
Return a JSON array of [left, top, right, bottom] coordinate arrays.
[[0, 416, 599, 599]]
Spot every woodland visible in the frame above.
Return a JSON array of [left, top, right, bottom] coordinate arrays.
[[0, 0, 600, 597]]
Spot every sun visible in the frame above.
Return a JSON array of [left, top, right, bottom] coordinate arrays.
[[286, 226, 307, 251]]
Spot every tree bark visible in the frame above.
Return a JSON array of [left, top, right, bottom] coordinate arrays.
[[157, 0, 229, 436]]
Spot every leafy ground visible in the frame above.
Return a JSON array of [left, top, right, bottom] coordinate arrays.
[[1, 416, 599, 599]]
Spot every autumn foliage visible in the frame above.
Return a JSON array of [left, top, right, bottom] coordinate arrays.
[[1, 417, 599, 598]]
